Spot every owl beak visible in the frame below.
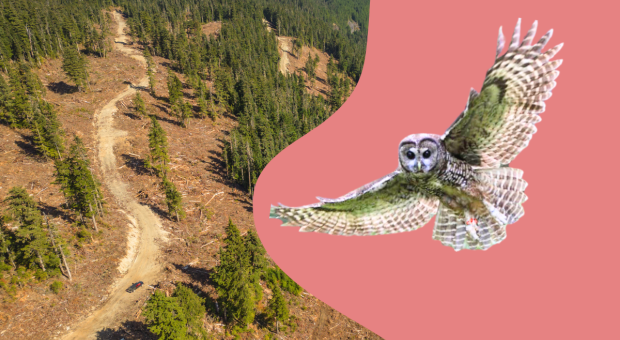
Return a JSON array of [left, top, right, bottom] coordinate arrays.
[[417, 161, 422, 172]]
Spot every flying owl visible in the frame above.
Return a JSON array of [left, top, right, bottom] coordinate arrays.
[[269, 19, 563, 251]]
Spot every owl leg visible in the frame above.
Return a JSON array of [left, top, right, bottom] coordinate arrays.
[[465, 214, 480, 241]]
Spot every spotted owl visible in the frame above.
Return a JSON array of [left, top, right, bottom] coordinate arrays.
[[269, 19, 563, 251]]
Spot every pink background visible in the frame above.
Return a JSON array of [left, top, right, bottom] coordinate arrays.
[[253, 0, 620, 339]]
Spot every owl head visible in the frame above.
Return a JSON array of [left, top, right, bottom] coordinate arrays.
[[398, 134, 445, 174]]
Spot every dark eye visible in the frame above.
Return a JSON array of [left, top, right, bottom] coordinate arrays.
[[406, 150, 415, 160], [423, 150, 431, 159]]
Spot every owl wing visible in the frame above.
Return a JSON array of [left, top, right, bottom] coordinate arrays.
[[270, 170, 439, 236], [442, 19, 563, 168]]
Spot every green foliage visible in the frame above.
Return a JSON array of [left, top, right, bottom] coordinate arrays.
[[146, 116, 170, 177], [163, 179, 185, 222], [0, 0, 110, 63], [266, 284, 289, 333], [144, 285, 211, 339], [167, 69, 183, 107], [54, 136, 104, 231], [50, 280, 63, 294], [62, 46, 89, 91], [172, 284, 209, 339], [1, 187, 67, 279], [135, 91, 147, 118], [264, 266, 303, 296], [144, 290, 189, 340], [179, 99, 193, 127], [212, 219, 258, 328], [31, 100, 65, 159]]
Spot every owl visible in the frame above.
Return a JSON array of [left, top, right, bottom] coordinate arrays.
[[270, 19, 563, 251]]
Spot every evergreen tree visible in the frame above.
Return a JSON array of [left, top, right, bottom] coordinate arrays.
[[61, 45, 89, 92], [148, 68, 157, 95], [143, 290, 189, 340], [212, 219, 256, 328], [134, 91, 147, 118], [54, 136, 104, 232], [266, 284, 289, 334], [163, 178, 185, 222], [173, 284, 209, 339], [4, 187, 60, 274], [31, 100, 64, 159], [146, 116, 170, 177], [167, 68, 183, 106], [179, 99, 192, 127]]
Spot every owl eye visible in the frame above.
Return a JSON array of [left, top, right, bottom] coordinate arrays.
[[406, 150, 415, 160], [423, 150, 431, 159]]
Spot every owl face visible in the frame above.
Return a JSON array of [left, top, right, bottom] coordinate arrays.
[[399, 134, 443, 174]]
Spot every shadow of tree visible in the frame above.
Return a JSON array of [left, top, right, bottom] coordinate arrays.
[[47, 81, 78, 94], [121, 154, 150, 176], [14, 136, 46, 161], [123, 112, 143, 120], [153, 114, 181, 127], [95, 320, 157, 340]]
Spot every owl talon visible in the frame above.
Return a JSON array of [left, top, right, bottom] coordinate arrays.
[[466, 218, 480, 240]]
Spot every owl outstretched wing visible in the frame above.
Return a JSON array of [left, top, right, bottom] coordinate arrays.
[[442, 19, 563, 168], [270, 171, 439, 236]]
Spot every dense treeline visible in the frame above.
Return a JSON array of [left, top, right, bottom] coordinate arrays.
[[0, 0, 113, 65], [118, 0, 368, 81], [119, 0, 368, 195]]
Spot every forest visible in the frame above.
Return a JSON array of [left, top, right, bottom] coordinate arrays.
[[0, 0, 370, 338]]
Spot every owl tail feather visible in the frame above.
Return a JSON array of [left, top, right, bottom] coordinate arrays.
[[433, 203, 506, 251], [475, 167, 529, 225]]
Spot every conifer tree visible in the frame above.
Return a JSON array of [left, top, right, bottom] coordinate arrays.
[[31, 100, 64, 159], [146, 116, 170, 177], [167, 68, 183, 106], [5, 187, 59, 273], [172, 284, 209, 339], [134, 91, 147, 118], [62, 45, 89, 92], [148, 68, 157, 95], [145, 48, 157, 94], [143, 290, 188, 340], [212, 219, 256, 328], [179, 99, 192, 127], [266, 284, 289, 334], [163, 178, 185, 222], [54, 136, 104, 232]]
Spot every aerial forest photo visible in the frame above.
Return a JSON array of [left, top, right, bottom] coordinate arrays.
[[0, 0, 376, 339]]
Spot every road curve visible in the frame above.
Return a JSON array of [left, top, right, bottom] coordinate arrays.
[[62, 11, 167, 340]]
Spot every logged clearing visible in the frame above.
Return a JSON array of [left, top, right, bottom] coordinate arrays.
[[0, 10, 378, 340], [62, 11, 167, 340]]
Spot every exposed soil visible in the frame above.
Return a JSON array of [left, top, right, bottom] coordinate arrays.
[[0, 10, 380, 340], [61, 11, 167, 340], [201, 21, 222, 37], [267, 19, 355, 98]]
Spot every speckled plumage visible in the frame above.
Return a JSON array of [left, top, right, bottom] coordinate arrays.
[[270, 19, 562, 251]]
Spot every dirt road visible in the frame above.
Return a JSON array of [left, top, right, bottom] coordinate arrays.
[[62, 11, 167, 340]]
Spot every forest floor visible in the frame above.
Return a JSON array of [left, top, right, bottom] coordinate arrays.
[[0, 10, 380, 340]]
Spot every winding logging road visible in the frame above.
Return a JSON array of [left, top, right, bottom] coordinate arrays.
[[62, 11, 167, 340]]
